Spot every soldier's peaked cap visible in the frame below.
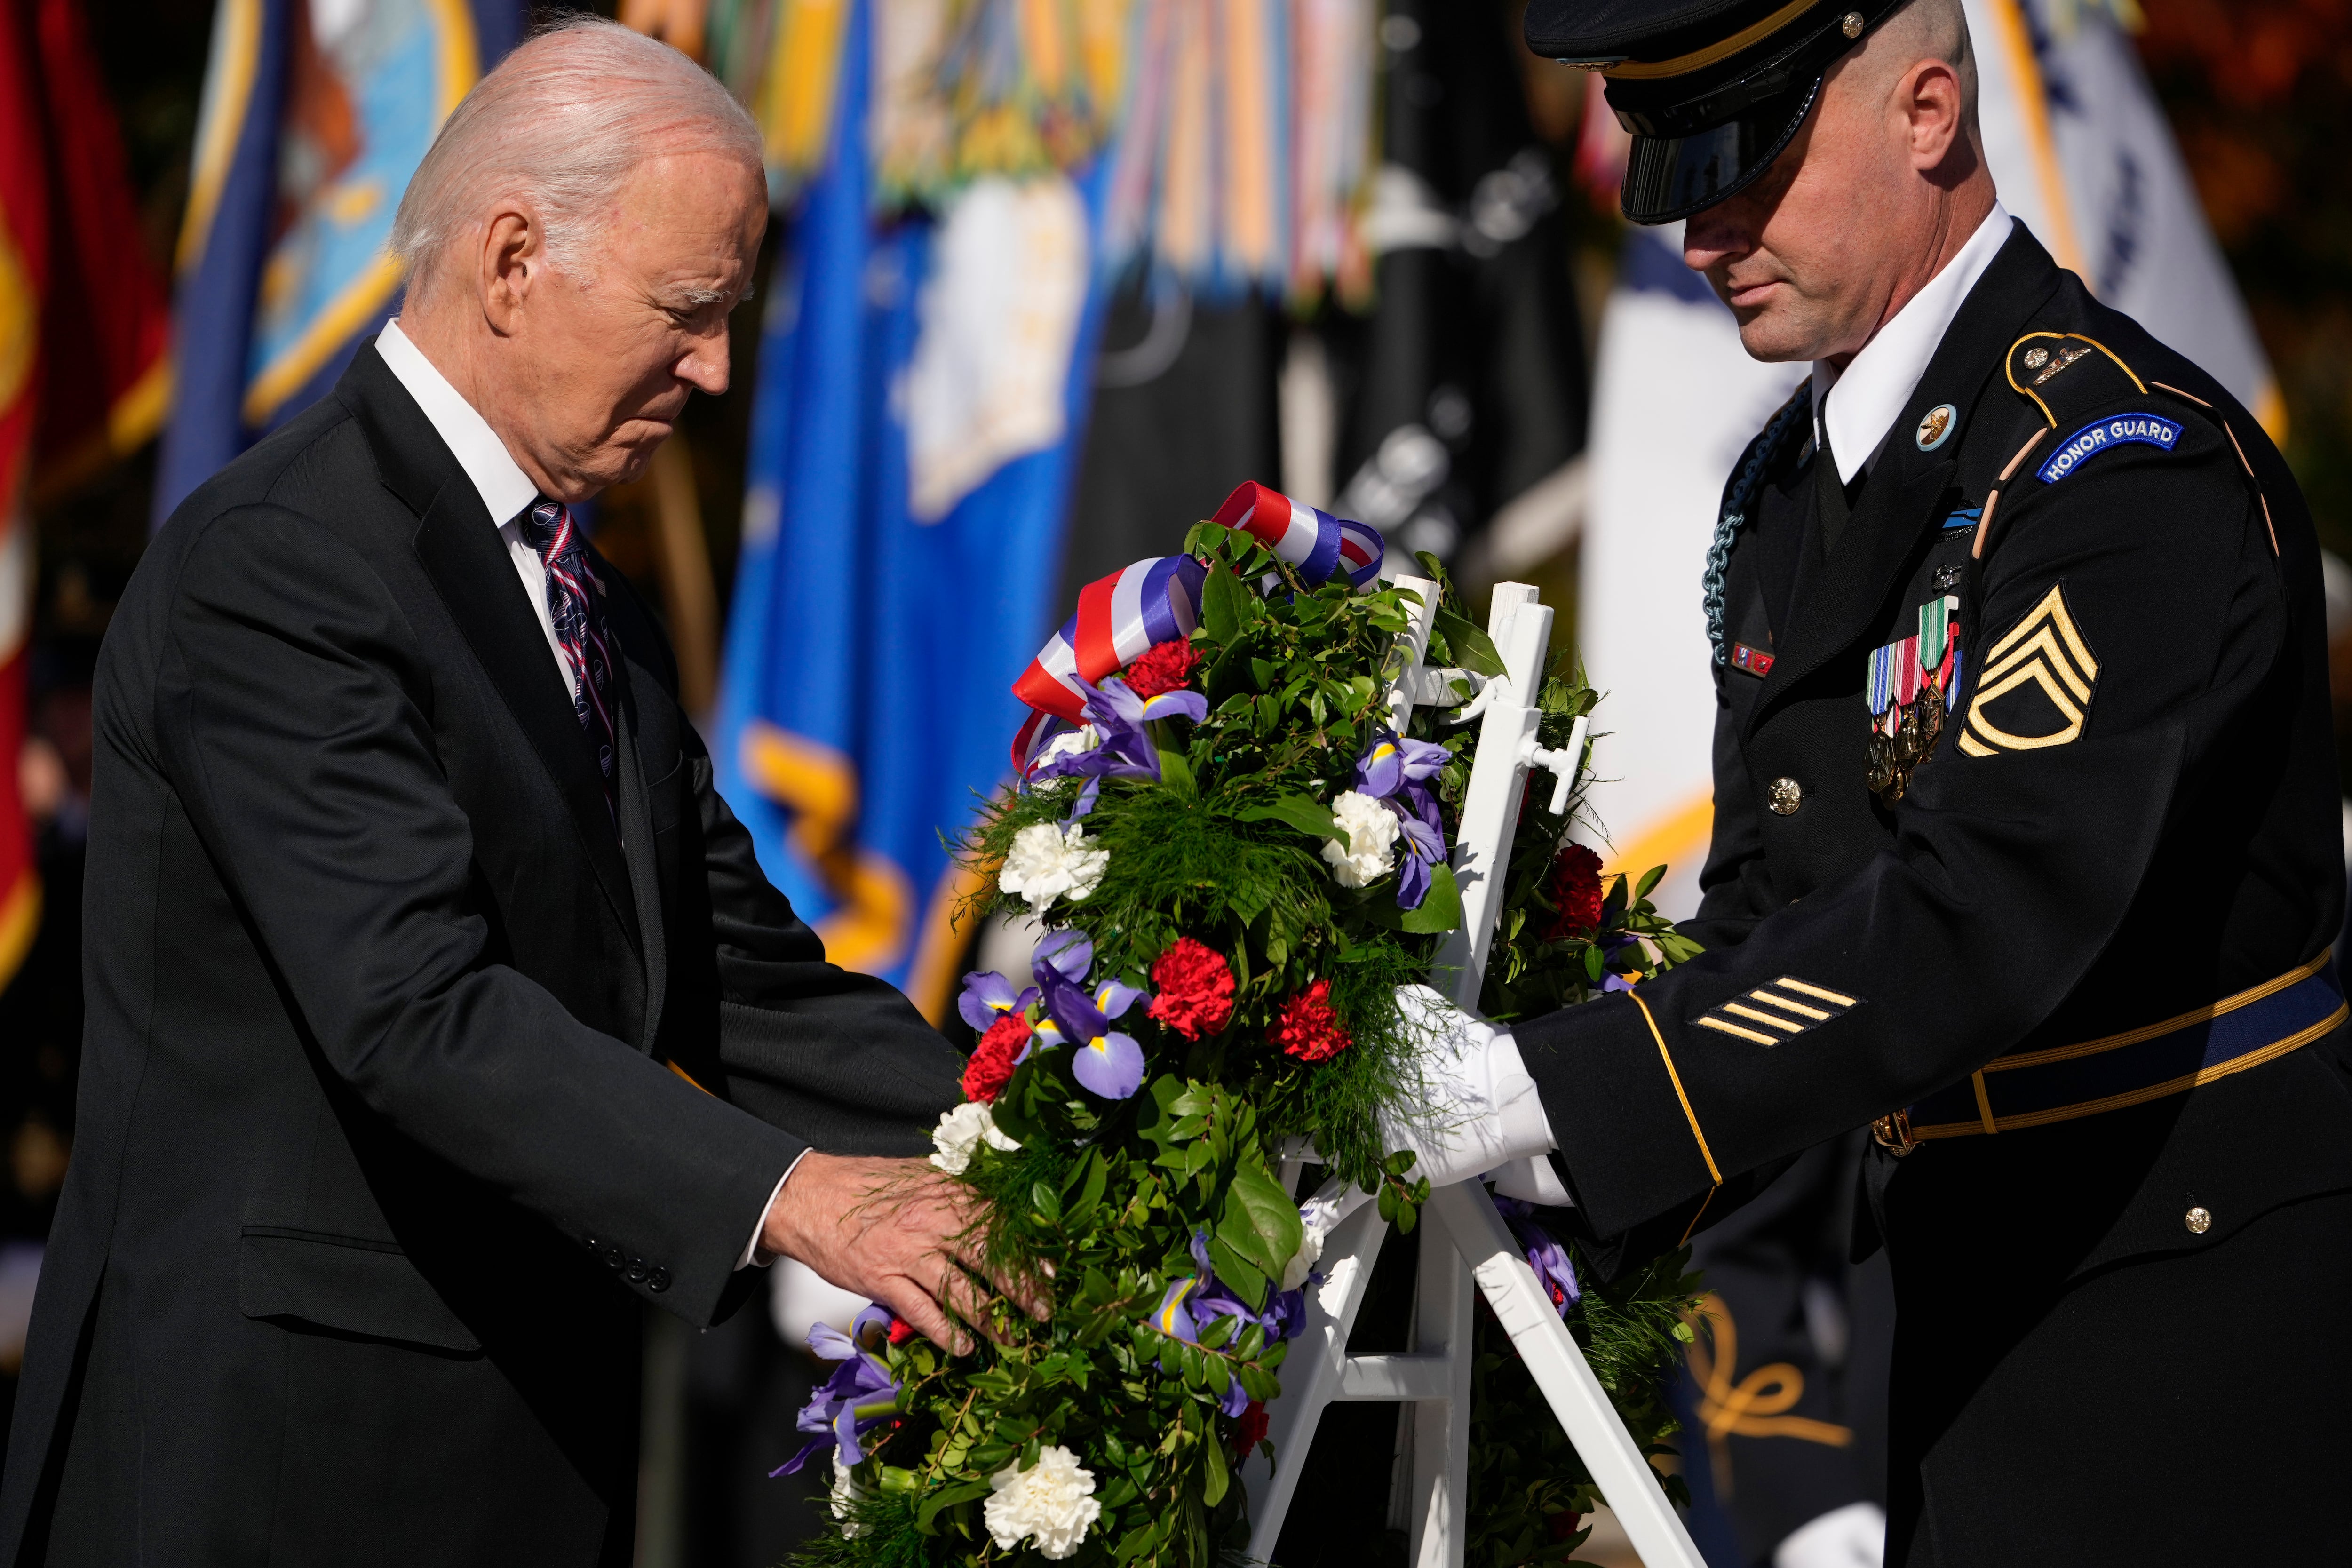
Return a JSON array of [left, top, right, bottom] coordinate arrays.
[[1525, 0, 1907, 224]]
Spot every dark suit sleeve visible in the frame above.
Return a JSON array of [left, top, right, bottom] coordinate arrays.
[[156, 505, 803, 1326], [1518, 401, 2285, 1235], [687, 728, 966, 1156]]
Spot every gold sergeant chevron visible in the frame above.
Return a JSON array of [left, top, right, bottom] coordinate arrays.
[[1959, 583, 2101, 755]]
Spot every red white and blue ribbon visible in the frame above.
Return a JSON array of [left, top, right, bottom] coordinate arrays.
[[1009, 481, 1385, 769], [1212, 481, 1385, 592]]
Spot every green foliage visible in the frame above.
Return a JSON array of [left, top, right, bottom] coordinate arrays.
[[793, 535, 1704, 1568]]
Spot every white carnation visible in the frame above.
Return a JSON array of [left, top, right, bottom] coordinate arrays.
[[1035, 725, 1099, 767], [930, 1100, 1021, 1175], [1320, 790, 1399, 887], [830, 1456, 868, 1538], [1000, 822, 1110, 911], [983, 1444, 1102, 1560]]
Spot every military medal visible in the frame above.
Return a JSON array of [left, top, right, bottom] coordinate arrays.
[[1865, 596, 1961, 804]]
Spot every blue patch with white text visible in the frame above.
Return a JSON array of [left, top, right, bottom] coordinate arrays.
[[2036, 414, 2183, 485]]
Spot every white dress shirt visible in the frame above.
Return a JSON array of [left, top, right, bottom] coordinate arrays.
[[374, 321, 577, 698], [374, 320, 795, 1269], [1811, 203, 2015, 483]]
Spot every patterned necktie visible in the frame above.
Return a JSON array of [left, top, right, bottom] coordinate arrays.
[[519, 499, 618, 820]]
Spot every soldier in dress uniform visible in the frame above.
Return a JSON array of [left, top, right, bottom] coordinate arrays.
[[1499, 1, 2352, 1561]]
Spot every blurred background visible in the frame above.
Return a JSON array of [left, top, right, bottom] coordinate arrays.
[[0, 0, 2343, 1564]]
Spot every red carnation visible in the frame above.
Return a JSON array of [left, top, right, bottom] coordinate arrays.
[[1233, 1400, 1270, 1456], [962, 1013, 1032, 1104], [1546, 1510, 1585, 1544], [888, 1317, 915, 1346], [1542, 843, 1606, 941], [1123, 638, 1200, 699], [1149, 937, 1237, 1041], [1271, 979, 1351, 1064]]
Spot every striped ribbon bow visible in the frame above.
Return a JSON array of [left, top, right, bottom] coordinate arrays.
[[1010, 481, 1384, 769]]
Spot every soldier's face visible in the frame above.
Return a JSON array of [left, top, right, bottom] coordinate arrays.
[[1682, 47, 1981, 368]]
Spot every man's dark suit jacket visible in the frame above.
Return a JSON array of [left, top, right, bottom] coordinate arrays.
[[0, 346, 965, 1566]]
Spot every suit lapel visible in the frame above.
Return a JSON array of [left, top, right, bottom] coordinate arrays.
[[340, 346, 644, 958], [612, 661, 668, 1052], [1747, 226, 2065, 731]]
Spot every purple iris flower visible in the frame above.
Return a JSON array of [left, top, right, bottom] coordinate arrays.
[[1391, 788, 1447, 910], [1033, 928, 1092, 986], [1042, 976, 1146, 1100], [1181, 1229, 1311, 1342], [1494, 1197, 1580, 1316], [1350, 728, 1453, 910], [1154, 1232, 1307, 1416], [1352, 727, 1450, 798], [958, 970, 1040, 1034], [772, 1305, 904, 1475], [1151, 1272, 1253, 1417], [1028, 677, 1209, 789]]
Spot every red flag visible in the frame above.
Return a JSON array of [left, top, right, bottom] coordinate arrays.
[[0, 0, 45, 987], [0, 0, 169, 983], [25, 0, 172, 501]]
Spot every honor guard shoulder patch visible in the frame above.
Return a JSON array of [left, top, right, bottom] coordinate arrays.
[[1959, 583, 2100, 756], [1694, 978, 1860, 1045], [2035, 414, 2183, 484]]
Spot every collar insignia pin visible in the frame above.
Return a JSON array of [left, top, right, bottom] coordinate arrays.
[[1916, 404, 1957, 451]]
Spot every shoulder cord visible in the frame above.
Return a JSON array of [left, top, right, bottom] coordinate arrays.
[[1702, 384, 1815, 667]]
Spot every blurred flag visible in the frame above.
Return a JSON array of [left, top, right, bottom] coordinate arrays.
[[153, 0, 525, 525], [0, 0, 176, 985], [1576, 0, 2278, 917], [712, 0, 1108, 1019]]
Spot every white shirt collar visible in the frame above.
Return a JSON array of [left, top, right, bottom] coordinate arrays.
[[1812, 202, 2015, 484], [373, 319, 542, 529]]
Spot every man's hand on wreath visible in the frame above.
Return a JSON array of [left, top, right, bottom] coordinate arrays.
[[762, 1153, 1050, 1355]]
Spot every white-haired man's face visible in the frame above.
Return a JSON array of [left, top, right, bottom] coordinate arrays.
[[446, 149, 766, 501], [1680, 32, 1988, 368]]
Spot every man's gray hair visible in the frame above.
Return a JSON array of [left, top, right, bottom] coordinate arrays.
[[391, 16, 762, 298]]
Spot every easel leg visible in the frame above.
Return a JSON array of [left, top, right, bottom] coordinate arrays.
[[1404, 1199, 1472, 1568]]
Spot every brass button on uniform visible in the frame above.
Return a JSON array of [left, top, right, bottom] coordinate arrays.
[[2185, 1205, 2212, 1235], [1767, 777, 1804, 815], [1841, 10, 1864, 37], [2023, 344, 2050, 370]]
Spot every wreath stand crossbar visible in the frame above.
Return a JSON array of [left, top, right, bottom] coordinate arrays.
[[1238, 579, 1708, 1568]]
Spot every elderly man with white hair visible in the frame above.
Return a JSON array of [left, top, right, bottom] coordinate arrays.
[[0, 21, 1012, 1565]]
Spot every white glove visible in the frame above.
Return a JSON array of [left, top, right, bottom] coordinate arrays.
[[1774, 1503, 1886, 1568], [1379, 985, 1560, 1193]]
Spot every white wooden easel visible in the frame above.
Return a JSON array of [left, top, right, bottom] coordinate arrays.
[[1239, 581, 1708, 1568]]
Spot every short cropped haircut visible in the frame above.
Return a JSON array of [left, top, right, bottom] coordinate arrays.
[[390, 15, 762, 299], [1872, 0, 1981, 129]]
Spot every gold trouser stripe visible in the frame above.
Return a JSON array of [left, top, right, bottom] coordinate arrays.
[[1910, 1002, 2346, 1140], [1630, 990, 1723, 1185], [1969, 1071, 1998, 1136], [1985, 949, 2334, 1071]]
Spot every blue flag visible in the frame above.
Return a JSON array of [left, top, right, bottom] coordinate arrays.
[[156, 0, 524, 524], [714, 0, 1109, 1021]]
